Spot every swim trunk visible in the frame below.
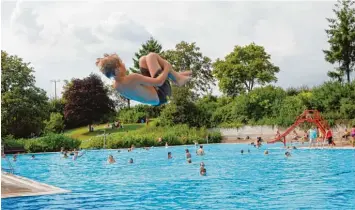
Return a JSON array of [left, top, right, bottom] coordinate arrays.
[[140, 68, 172, 106], [327, 137, 333, 144]]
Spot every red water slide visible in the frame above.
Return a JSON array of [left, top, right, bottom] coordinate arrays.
[[267, 110, 329, 146]]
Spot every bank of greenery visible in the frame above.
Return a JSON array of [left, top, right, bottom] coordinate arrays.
[[3, 125, 221, 153], [118, 82, 355, 129], [3, 134, 81, 153], [81, 124, 221, 149]]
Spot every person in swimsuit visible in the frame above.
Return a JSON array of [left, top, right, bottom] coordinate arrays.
[[196, 145, 205, 155], [96, 53, 192, 106], [351, 126, 355, 147], [185, 149, 192, 163], [107, 155, 116, 164], [200, 162, 206, 176]]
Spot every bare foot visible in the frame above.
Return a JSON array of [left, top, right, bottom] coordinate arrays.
[[175, 75, 192, 86], [179, 71, 192, 77]]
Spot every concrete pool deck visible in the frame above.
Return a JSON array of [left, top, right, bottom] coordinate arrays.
[[1, 172, 70, 198]]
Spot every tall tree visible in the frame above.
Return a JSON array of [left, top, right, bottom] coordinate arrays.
[[162, 41, 215, 95], [1, 51, 49, 138], [324, 0, 355, 83], [49, 98, 66, 114], [159, 86, 200, 127], [212, 43, 280, 97], [130, 37, 163, 73], [63, 74, 115, 129]]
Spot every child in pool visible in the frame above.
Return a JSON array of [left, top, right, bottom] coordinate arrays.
[[200, 168, 206, 176], [96, 53, 192, 106], [200, 162, 206, 176], [107, 155, 116, 164]]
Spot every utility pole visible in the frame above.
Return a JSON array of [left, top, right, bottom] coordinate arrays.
[[50, 80, 60, 100]]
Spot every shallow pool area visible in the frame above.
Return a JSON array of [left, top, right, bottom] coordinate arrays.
[[2, 144, 355, 210]]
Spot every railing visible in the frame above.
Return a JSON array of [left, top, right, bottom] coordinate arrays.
[[1, 145, 15, 174]]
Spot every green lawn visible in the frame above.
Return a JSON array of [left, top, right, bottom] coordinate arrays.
[[65, 123, 145, 141]]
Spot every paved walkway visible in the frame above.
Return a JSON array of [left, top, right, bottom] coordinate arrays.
[[1, 172, 70, 198]]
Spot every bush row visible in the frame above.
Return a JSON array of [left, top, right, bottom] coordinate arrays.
[[3, 134, 81, 153], [3, 125, 222, 153], [81, 124, 222, 149]]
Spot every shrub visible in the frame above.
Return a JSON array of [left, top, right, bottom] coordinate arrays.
[[44, 112, 65, 133], [3, 134, 80, 153], [80, 124, 222, 149]]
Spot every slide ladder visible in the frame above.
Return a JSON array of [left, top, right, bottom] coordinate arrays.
[[267, 110, 329, 146]]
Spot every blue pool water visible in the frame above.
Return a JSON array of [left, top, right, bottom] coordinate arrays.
[[2, 144, 355, 210]]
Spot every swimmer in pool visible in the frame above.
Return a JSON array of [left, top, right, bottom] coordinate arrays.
[[129, 158, 133, 164], [73, 150, 84, 161], [200, 162, 206, 176], [285, 151, 291, 157], [107, 155, 116, 164], [264, 150, 269, 155], [185, 149, 191, 159], [168, 152, 172, 159], [196, 145, 205, 156], [200, 168, 207, 176], [31, 155, 35, 159]]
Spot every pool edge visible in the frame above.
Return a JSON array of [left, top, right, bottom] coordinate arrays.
[[1, 172, 70, 199]]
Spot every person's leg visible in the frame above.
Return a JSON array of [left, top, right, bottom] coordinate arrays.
[[139, 54, 191, 86]]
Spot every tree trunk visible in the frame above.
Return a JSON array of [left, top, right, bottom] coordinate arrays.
[[127, 99, 131, 109]]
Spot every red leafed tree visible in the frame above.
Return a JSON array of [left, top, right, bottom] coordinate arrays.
[[63, 74, 115, 129]]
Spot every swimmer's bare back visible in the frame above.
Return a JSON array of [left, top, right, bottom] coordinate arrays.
[[114, 73, 162, 106]]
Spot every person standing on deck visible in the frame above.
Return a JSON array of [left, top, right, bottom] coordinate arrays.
[[326, 128, 335, 147]]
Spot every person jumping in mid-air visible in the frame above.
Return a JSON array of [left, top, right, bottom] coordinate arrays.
[[96, 52, 192, 106]]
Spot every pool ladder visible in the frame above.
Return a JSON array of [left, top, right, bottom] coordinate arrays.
[[1, 145, 15, 174]]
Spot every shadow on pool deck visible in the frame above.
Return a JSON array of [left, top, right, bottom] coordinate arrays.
[[1, 172, 70, 198]]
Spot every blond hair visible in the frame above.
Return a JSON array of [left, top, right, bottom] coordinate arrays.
[[96, 53, 121, 79]]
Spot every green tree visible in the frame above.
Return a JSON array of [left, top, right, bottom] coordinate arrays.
[[324, 0, 355, 83], [130, 37, 163, 73], [276, 96, 306, 126], [159, 86, 199, 127], [195, 94, 219, 127], [44, 112, 65, 133], [63, 74, 115, 129], [1, 51, 49, 138], [49, 98, 66, 114], [162, 41, 215, 95], [213, 43, 280, 97]]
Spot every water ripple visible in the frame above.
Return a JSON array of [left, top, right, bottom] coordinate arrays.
[[2, 144, 355, 210]]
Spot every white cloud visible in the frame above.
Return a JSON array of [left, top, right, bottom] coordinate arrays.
[[10, 0, 44, 42], [1, 1, 339, 100]]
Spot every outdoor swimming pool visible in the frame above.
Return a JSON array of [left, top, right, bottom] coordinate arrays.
[[2, 144, 355, 210]]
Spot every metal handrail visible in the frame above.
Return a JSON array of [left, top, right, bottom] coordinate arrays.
[[1, 145, 15, 174]]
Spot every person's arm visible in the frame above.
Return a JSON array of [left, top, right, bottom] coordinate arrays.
[[129, 63, 171, 86]]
